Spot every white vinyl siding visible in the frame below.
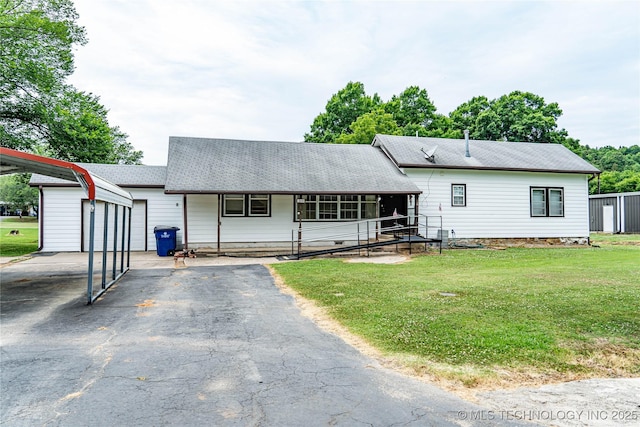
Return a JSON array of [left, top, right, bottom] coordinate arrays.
[[185, 194, 217, 245], [41, 188, 84, 252], [39, 187, 182, 252], [82, 200, 146, 251], [185, 194, 371, 248], [187, 195, 293, 246], [407, 169, 590, 238], [127, 189, 183, 250]]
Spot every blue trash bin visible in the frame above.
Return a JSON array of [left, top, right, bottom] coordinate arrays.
[[154, 226, 180, 256]]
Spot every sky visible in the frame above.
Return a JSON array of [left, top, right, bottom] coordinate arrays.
[[68, 0, 640, 165]]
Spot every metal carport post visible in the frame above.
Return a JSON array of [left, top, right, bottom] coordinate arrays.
[[0, 147, 134, 304]]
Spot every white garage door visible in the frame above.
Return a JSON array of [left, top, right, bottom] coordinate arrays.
[[83, 200, 147, 251]]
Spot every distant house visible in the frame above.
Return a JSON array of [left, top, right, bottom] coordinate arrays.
[[373, 134, 600, 242], [31, 134, 599, 252]]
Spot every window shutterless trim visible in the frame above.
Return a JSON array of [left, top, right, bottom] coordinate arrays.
[[248, 194, 271, 217], [451, 184, 466, 207], [222, 194, 245, 216], [222, 194, 272, 217], [294, 194, 379, 221], [530, 187, 564, 218]]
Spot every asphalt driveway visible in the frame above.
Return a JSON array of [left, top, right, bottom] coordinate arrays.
[[1, 256, 531, 426]]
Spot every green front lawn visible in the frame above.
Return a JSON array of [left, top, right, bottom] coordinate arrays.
[[590, 232, 640, 245], [272, 245, 640, 389], [0, 217, 38, 257]]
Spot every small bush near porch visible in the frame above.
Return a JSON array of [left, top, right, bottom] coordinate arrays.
[[272, 242, 640, 390]]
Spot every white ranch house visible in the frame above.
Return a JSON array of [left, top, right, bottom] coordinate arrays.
[[30, 135, 599, 252]]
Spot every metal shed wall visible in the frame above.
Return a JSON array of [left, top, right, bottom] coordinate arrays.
[[589, 196, 617, 232], [589, 192, 640, 233], [624, 195, 640, 233]]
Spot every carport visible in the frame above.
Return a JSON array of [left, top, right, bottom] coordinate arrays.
[[0, 147, 134, 304]]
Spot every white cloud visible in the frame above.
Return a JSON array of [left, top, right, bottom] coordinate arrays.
[[69, 0, 640, 165]]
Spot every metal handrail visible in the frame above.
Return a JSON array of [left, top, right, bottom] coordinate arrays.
[[292, 214, 443, 258]]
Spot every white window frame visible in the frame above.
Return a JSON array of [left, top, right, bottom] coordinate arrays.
[[248, 194, 270, 217], [549, 188, 564, 217], [223, 194, 271, 217], [530, 187, 564, 218], [296, 194, 379, 221], [223, 194, 245, 217], [451, 184, 466, 207]]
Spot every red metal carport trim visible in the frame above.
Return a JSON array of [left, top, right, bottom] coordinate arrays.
[[1, 147, 134, 304], [1, 148, 97, 199]]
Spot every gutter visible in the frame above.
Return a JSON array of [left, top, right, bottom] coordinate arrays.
[[399, 164, 601, 175]]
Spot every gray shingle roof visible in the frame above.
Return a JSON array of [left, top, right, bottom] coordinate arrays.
[[165, 137, 421, 194], [30, 164, 167, 187], [373, 135, 600, 174]]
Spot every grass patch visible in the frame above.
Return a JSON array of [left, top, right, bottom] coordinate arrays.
[[0, 217, 38, 257], [272, 246, 640, 389], [590, 233, 640, 245]]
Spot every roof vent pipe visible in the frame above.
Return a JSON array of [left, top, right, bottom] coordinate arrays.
[[464, 129, 470, 158]]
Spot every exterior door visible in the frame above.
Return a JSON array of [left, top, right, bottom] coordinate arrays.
[[379, 194, 407, 230]]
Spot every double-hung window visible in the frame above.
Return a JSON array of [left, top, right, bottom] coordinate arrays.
[[530, 187, 564, 217], [223, 194, 271, 217], [451, 184, 466, 207], [223, 194, 245, 216], [248, 194, 270, 216]]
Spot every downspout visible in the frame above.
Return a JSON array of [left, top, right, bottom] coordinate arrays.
[[587, 173, 599, 240], [217, 194, 221, 255], [37, 186, 43, 251], [182, 194, 188, 249]]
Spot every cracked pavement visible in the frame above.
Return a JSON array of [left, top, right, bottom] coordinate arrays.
[[1, 257, 531, 426]]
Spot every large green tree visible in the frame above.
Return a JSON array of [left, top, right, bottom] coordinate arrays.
[[306, 83, 448, 143], [384, 86, 435, 130], [0, 173, 38, 213], [448, 91, 571, 145], [305, 82, 382, 143], [304, 82, 639, 194], [335, 108, 401, 145], [0, 0, 142, 163]]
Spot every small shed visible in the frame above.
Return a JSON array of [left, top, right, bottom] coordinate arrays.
[[589, 192, 640, 233]]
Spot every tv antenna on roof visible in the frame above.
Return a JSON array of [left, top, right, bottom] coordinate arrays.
[[420, 146, 437, 163]]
